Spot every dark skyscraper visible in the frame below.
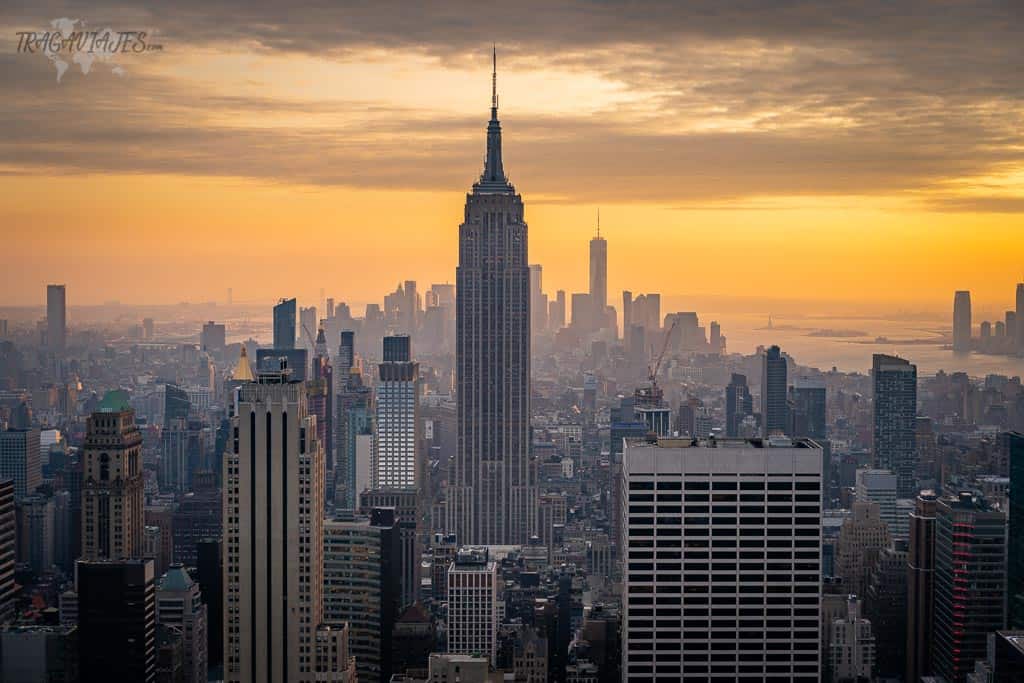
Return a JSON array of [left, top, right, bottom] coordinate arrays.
[[272, 297, 296, 349], [589, 223, 607, 325], [78, 558, 157, 683], [790, 377, 827, 441], [872, 354, 918, 496], [760, 345, 788, 437], [1017, 283, 1024, 353], [0, 478, 14, 625], [906, 491, 937, 683], [724, 373, 753, 437], [451, 51, 536, 545], [932, 493, 1007, 683], [953, 290, 972, 352], [1007, 432, 1024, 629], [46, 283, 66, 353]]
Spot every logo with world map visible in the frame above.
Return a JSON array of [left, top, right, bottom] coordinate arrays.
[[16, 18, 162, 82]]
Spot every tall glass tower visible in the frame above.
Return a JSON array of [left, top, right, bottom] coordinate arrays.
[[450, 50, 536, 545]]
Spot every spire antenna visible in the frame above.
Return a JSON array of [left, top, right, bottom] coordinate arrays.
[[492, 44, 498, 111], [597, 208, 601, 237]]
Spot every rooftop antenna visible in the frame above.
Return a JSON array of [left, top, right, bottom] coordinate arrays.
[[491, 44, 498, 111], [597, 208, 601, 238]]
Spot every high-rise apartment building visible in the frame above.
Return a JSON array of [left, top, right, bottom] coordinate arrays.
[[725, 373, 753, 437], [621, 436, 822, 681], [0, 428, 41, 500], [872, 354, 918, 497], [451, 52, 536, 545], [932, 492, 1007, 683], [78, 558, 157, 683], [272, 297, 296, 350], [953, 290, 972, 352], [222, 360, 325, 682], [373, 335, 420, 489], [447, 547, 499, 665], [323, 508, 400, 683], [82, 391, 144, 561], [761, 345, 788, 437], [46, 284, 66, 353]]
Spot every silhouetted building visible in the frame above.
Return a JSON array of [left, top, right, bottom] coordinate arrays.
[[906, 490, 937, 683], [47, 284, 66, 353], [272, 297, 296, 350], [78, 558, 157, 683], [0, 428, 41, 500], [194, 539, 223, 671], [789, 377, 826, 441], [761, 345, 788, 437], [1008, 432, 1024, 629], [0, 479, 14, 624], [953, 290, 972, 352]]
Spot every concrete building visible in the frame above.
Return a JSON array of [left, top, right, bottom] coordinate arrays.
[[0, 624, 78, 683], [447, 546, 500, 665], [156, 564, 208, 683], [82, 391, 144, 561], [16, 493, 54, 575], [834, 501, 892, 597], [222, 360, 325, 682], [322, 508, 400, 683], [451, 52, 537, 545], [621, 436, 822, 680], [828, 596, 875, 682], [854, 468, 900, 538]]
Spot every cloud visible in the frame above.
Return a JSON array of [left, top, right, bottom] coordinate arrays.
[[1, 0, 1023, 208]]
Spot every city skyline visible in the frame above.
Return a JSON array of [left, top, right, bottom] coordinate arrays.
[[2, 4, 1024, 308]]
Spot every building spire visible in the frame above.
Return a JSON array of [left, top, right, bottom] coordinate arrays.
[[476, 45, 510, 192], [597, 208, 601, 237]]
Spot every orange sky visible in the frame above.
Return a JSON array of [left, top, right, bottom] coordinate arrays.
[[2, 3, 1022, 312]]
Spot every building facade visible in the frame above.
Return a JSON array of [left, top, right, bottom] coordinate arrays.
[[872, 354, 918, 497]]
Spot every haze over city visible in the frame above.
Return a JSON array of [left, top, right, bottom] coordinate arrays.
[[4, 3, 1024, 683]]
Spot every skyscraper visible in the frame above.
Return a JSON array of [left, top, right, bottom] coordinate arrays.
[[725, 373, 753, 437], [529, 264, 547, 336], [46, 284, 66, 353], [309, 326, 334, 472], [82, 391, 144, 561], [932, 493, 1007, 683], [0, 479, 14, 625], [0, 427, 41, 500], [369, 334, 422, 607], [78, 558, 157, 683], [589, 224, 607, 324], [451, 50, 536, 545], [156, 564, 208, 683], [272, 297, 296, 349], [447, 546, 499, 665], [323, 508, 400, 683], [222, 360, 325, 682], [620, 436, 822, 680], [761, 345, 788, 437], [1017, 283, 1024, 353], [789, 377, 827, 441], [1007, 432, 1024, 629], [872, 354, 918, 497], [953, 290, 972, 352]]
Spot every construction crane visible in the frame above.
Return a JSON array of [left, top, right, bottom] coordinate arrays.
[[642, 318, 679, 404]]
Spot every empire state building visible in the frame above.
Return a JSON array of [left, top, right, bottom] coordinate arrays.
[[449, 50, 536, 545]]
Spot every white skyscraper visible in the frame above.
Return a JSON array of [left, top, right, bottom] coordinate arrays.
[[621, 436, 822, 681], [371, 335, 420, 489], [855, 468, 903, 538], [447, 547, 499, 665], [223, 361, 326, 682]]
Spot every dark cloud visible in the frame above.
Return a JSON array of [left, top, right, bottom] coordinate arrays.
[[1, 1, 1023, 208]]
